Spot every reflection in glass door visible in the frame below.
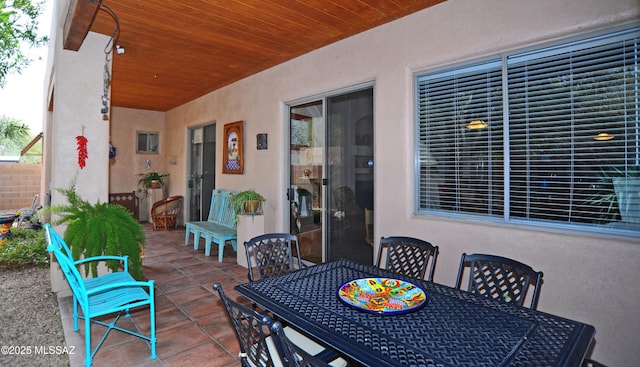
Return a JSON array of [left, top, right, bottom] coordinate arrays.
[[290, 101, 324, 263], [288, 86, 374, 265]]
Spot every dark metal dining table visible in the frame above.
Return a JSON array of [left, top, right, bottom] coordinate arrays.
[[235, 259, 595, 367]]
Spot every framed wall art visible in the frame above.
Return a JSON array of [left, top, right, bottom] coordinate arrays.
[[222, 120, 244, 174]]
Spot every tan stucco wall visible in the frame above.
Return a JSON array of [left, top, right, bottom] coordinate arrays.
[[109, 107, 166, 193], [108, 107, 166, 220], [160, 0, 640, 365], [49, 30, 110, 206]]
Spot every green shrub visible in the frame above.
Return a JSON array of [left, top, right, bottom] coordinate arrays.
[[0, 227, 49, 268]]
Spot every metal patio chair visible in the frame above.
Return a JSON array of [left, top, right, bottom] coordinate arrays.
[[376, 236, 439, 281], [244, 233, 302, 282], [455, 252, 543, 309], [44, 224, 156, 366], [213, 283, 347, 367]]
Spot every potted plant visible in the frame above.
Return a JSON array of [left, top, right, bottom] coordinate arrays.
[[137, 171, 169, 196], [230, 189, 266, 222], [588, 166, 639, 224], [47, 184, 146, 280]]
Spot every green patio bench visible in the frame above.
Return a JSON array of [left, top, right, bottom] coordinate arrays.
[[184, 189, 238, 262], [44, 224, 156, 367]]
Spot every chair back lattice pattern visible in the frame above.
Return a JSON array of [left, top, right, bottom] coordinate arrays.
[[213, 283, 332, 367], [455, 253, 544, 309], [245, 233, 302, 282], [213, 283, 276, 367], [376, 236, 439, 281]]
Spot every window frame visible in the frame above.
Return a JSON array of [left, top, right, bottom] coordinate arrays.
[[414, 25, 640, 238], [136, 131, 160, 154]]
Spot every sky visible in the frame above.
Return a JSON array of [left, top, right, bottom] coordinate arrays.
[[0, 2, 52, 134]]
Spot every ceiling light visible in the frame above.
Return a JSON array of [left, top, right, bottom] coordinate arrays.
[[594, 132, 614, 141], [466, 120, 488, 129]]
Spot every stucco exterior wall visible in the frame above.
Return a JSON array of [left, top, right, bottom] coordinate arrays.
[[163, 0, 640, 365], [108, 107, 166, 220], [109, 107, 166, 193], [49, 30, 110, 207]]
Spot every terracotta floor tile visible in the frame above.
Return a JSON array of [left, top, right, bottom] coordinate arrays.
[[179, 261, 218, 276], [165, 284, 211, 305], [158, 275, 199, 294], [161, 341, 238, 367], [222, 264, 250, 279], [137, 306, 191, 334], [181, 295, 219, 320], [153, 293, 177, 313], [190, 268, 225, 285], [197, 311, 236, 340], [155, 323, 210, 357], [170, 256, 205, 268], [89, 339, 158, 367]]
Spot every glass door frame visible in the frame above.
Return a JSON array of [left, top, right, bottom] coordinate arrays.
[[285, 81, 375, 264], [187, 122, 216, 222]]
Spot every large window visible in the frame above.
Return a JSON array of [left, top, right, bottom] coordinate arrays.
[[416, 27, 640, 235]]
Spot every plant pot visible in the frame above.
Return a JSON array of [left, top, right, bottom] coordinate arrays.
[[613, 177, 640, 223], [243, 200, 261, 214], [150, 180, 161, 188]]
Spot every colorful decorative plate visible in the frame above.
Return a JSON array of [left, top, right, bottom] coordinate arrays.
[[337, 277, 428, 315]]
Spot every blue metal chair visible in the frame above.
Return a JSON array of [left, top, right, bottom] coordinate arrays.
[[213, 283, 347, 367], [376, 236, 439, 281], [244, 233, 302, 282], [455, 252, 543, 309], [45, 224, 156, 366]]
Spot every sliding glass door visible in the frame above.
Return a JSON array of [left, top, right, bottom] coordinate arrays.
[[187, 123, 216, 221], [288, 86, 374, 264]]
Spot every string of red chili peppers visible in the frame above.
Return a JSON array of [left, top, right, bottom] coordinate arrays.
[[76, 127, 88, 169]]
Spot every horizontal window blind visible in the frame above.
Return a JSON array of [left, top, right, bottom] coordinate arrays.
[[416, 27, 640, 233], [417, 61, 504, 217], [508, 29, 639, 226]]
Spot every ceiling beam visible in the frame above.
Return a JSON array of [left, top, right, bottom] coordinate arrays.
[[63, 0, 101, 51]]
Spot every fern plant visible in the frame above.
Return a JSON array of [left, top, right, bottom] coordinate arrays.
[[48, 185, 145, 280]]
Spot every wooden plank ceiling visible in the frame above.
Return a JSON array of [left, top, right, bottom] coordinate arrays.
[[69, 0, 445, 112]]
